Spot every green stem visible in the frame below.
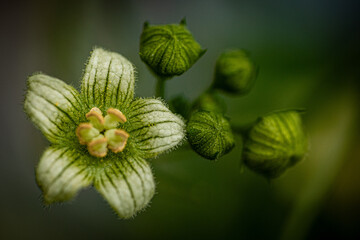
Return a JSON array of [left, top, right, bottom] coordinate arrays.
[[155, 76, 166, 98]]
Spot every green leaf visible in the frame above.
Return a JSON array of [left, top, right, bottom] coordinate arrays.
[[139, 21, 206, 78], [81, 48, 135, 110], [24, 74, 84, 144], [243, 110, 307, 178], [187, 110, 235, 160], [126, 98, 185, 158], [94, 156, 155, 219], [36, 147, 92, 203]]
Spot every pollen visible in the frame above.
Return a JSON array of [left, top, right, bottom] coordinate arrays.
[[76, 107, 129, 158]]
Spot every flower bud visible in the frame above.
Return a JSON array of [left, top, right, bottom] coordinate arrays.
[[213, 49, 258, 95], [187, 111, 235, 160], [243, 110, 307, 178], [139, 19, 206, 78], [192, 91, 226, 114]]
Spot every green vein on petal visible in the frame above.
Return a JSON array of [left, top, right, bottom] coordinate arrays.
[[36, 146, 92, 203], [24, 74, 83, 144], [94, 156, 155, 219], [81, 48, 135, 110], [127, 98, 185, 158]]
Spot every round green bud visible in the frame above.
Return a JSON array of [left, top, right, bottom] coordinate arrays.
[[243, 110, 307, 178], [139, 19, 206, 78], [213, 49, 258, 95], [192, 91, 226, 114], [187, 110, 235, 160]]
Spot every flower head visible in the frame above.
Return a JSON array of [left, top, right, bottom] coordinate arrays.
[[24, 48, 185, 218]]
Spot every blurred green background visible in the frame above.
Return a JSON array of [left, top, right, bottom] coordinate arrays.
[[1, 0, 359, 239]]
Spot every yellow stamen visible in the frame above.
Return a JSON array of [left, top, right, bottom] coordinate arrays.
[[88, 135, 108, 157], [76, 107, 129, 157], [105, 129, 129, 153], [107, 108, 127, 123], [86, 107, 105, 130], [89, 107, 102, 114], [76, 123, 99, 145]]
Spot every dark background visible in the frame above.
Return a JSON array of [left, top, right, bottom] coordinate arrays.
[[1, 0, 359, 239]]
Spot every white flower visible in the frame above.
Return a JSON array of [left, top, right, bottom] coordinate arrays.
[[24, 48, 185, 218]]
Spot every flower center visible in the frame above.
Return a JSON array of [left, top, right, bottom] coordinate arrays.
[[76, 107, 129, 157]]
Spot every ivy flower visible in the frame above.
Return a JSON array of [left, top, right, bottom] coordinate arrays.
[[24, 48, 185, 218]]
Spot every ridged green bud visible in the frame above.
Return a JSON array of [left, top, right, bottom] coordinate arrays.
[[187, 111, 235, 160], [214, 49, 257, 95], [243, 110, 307, 178], [139, 19, 206, 78], [192, 91, 226, 114]]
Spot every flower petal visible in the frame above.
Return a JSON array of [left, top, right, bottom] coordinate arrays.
[[36, 147, 92, 203], [81, 48, 135, 109], [127, 98, 185, 158], [94, 156, 155, 219], [24, 74, 83, 144]]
